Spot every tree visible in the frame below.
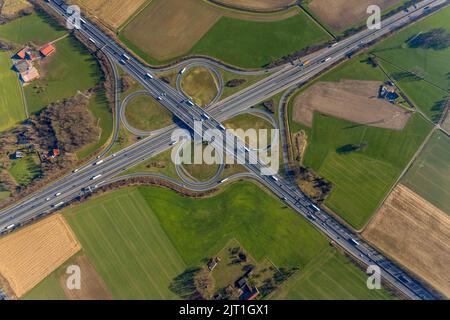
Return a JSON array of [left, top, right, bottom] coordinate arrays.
[[194, 267, 216, 300]]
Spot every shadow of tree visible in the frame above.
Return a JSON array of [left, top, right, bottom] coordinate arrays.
[[169, 267, 201, 300]]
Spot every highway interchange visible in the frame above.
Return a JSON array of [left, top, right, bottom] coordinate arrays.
[[0, 0, 448, 300]]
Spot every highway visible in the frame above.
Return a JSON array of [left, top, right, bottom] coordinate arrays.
[[0, 0, 447, 300]]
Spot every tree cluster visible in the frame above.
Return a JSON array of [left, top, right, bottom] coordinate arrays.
[[409, 28, 450, 50], [32, 95, 100, 153], [225, 78, 246, 88]]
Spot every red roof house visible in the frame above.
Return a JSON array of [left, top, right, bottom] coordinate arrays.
[[39, 43, 56, 57], [16, 48, 27, 59]]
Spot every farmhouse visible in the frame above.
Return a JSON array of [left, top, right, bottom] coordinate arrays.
[[39, 43, 56, 57], [16, 48, 27, 60], [14, 60, 30, 73]]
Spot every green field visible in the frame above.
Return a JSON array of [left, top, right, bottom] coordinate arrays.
[[0, 11, 66, 45], [273, 247, 393, 300], [181, 66, 218, 107], [124, 94, 174, 132], [23, 270, 67, 300], [0, 52, 26, 132], [65, 183, 330, 297], [371, 7, 450, 122], [26, 182, 396, 299], [287, 51, 433, 228], [123, 149, 178, 180], [8, 154, 42, 186], [24, 36, 101, 114], [121, 9, 330, 68], [77, 90, 113, 159], [301, 113, 432, 229], [64, 188, 186, 299], [402, 130, 450, 215], [188, 11, 330, 68]]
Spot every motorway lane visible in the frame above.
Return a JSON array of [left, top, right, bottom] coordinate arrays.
[[1, 0, 446, 299]]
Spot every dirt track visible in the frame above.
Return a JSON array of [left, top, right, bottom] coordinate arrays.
[[363, 184, 450, 298], [292, 80, 411, 130], [308, 0, 401, 32], [213, 0, 295, 11], [0, 215, 81, 297]]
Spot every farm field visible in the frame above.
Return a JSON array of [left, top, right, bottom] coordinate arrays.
[[63, 188, 186, 300], [27, 183, 397, 299], [372, 6, 450, 122], [0, 11, 66, 45], [120, 0, 330, 68], [213, 0, 296, 12], [0, 51, 26, 132], [306, 0, 404, 33], [292, 79, 411, 130], [188, 9, 330, 68], [300, 113, 432, 229], [289, 53, 432, 228], [0, 214, 81, 298], [69, 0, 149, 30], [124, 94, 175, 132], [24, 36, 101, 114], [272, 247, 393, 300], [139, 182, 329, 267], [363, 184, 450, 298], [181, 66, 218, 107], [24, 253, 113, 300], [402, 130, 450, 215]]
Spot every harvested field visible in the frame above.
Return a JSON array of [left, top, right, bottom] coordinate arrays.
[[121, 0, 222, 61], [363, 184, 450, 298], [212, 0, 295, 12], [60, 255, 112, 300], [0, 214, 81, 297], [308, 0, 401, 32], [292, 80, 411, 130], [69, 0, 148, 29]]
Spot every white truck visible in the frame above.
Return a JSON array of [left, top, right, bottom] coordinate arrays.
[[122, 53, 130, 61], [94, 160, 104, 165], [53, 202, 65, 208], [146, 73, 154, 79], [91, 174, 102, 181]]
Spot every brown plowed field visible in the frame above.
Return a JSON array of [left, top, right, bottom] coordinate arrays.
[[308, 0, 401, 32], [292, 80, 411, 130], [212, 0, 295, 12], [0, 215, 81, 297], [60, 255, 112, 300], [363, 184, 450, 298], [69, 0, 148, 29]]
